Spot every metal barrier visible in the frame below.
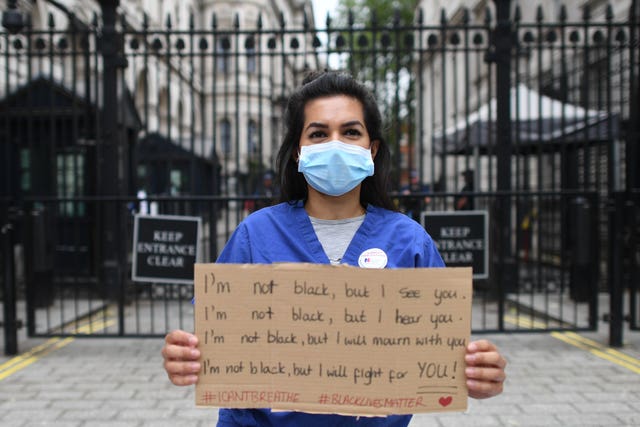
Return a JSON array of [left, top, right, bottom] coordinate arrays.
[[0, 192, 594, 345]]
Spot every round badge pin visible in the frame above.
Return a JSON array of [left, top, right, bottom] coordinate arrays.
[[358, 248, 388, 269]]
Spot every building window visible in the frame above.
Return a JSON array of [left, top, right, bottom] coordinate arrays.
[[246, 36, 256, 74], [248, 119, 258, 154], [20, 148, 31, 192], [217, 37, 231, 73], [220, 119, 232, 154], [170, 166, 188, 195], [56, 150, 86, 217]]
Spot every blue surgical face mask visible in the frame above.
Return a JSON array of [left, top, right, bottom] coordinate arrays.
[[298, 140, 375, 196]]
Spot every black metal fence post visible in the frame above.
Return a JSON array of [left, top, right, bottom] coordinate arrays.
[[609, 192, 624, 347], [97, 0, 124, 307], [492, 0, 513, 329], [625, 193, 639, 331], [2, 206, 18, 355], [1, 0, 26, 356], [629, 0, 640, 191]]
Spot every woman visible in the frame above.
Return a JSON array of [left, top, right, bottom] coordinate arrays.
[[162, 71, 506, 426]]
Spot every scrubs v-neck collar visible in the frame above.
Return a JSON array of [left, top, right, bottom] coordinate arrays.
[[292, 200, 375, 266]]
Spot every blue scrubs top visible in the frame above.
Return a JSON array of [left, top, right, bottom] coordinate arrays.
[[216, 201, 445, 427]]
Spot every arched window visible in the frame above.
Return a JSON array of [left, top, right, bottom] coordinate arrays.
[[246, 36, 256, 74], [217, 37, 231, 73]]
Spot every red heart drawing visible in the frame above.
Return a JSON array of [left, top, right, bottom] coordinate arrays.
[[438, 396, 453, 407]]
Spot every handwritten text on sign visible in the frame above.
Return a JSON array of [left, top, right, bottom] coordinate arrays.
[[194, 263, 472, 416]]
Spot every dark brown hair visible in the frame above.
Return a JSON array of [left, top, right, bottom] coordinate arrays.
[[275, 71, 395, 210]]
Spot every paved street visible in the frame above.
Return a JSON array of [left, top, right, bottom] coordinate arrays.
[[1, 299, 639, 427]]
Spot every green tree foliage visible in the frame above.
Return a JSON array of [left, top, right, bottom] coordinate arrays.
[[332, 0, 417, 83]]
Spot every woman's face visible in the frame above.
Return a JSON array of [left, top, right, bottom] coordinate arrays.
[[299, 95, 379, 156]]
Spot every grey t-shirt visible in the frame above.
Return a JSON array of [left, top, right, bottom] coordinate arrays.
[[309, 214, 366, 265]]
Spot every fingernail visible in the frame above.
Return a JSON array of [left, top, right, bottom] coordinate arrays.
[[465, 367, 475, 376], [467, 342, 478, 352], [189, 336, 198, 346], [190, 362, 201, 371], [465, 354, 476, 363], [191, 349, 200, 358]]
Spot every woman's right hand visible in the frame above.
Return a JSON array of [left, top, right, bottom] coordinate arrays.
[[162, 329, 201, 386]]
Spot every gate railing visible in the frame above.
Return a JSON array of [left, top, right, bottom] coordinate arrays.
[[0, 191, 599, 344]]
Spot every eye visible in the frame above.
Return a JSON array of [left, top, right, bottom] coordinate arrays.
[[308, 130, 327, 139], [344, 128, 362, 137]]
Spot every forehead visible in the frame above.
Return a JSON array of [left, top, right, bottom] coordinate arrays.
[[303, 95, 365, 123]]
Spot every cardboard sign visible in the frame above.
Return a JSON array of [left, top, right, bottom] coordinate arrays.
[[194, 263, 472, 416], [132, 214, 201, 284], [422, 211, 489, 279]]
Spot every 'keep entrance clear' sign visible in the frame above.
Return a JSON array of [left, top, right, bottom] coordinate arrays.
[[422, 211, 488, 279], [194, 263, 472, 416], [132, 214, 201, 284]]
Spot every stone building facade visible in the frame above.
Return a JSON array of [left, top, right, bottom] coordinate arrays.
[[0, 0, 317, 197], [414, 0, 634, 193]]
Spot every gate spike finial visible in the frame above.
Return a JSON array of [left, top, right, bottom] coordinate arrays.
[[583, 3, 591, 21], [559, 5, 567, 22], [605, 4, 613, 21], [536, 5, 544, 23], [484, 7, 492, 25], [393, 8, 401, 27]]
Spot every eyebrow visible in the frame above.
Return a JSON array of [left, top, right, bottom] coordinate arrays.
[[305, 120, 365, 131]]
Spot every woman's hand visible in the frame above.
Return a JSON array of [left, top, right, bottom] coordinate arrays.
[[162, 329, 201, 386], [465, 339, 507, 399]]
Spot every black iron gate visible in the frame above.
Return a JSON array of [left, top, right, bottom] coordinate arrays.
[[1, 0, 639, 354]]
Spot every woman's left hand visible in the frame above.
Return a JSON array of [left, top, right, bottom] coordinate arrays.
[[465, 339, 507, 399]]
